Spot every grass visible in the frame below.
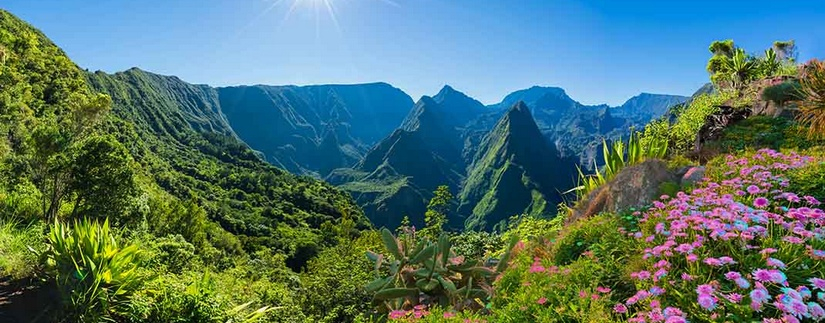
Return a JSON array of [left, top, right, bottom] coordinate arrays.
[[0, 220, 45, 279]]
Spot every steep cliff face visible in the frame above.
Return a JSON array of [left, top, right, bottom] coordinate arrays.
[[216, 83, 414, 176], [459, 102, 578, 230]]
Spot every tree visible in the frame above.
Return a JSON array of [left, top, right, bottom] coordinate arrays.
[[773, 40, 798, 62], [68, 135, 137, 222], [29, 92, 111, 220], [421, 185, 452, 239]]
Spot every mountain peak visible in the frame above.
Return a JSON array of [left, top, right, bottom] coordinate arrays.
[[509, 100, 530, 114]]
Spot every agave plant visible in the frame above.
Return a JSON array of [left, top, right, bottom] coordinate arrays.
[[795, 59, 825, 139], [365, 228, 516, 313], [40, 218, 151, 322], [566, 132, 668, 200], [759, 48, 781, 77], [722, 48, 757, 89]]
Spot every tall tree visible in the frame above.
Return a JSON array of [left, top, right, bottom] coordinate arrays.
[[421, 185, 452, 239], [29, 92, 111, 220], [69, 135, 137, 222]]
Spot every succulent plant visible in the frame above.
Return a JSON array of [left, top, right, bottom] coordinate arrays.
[[365, 227, 517, 313]]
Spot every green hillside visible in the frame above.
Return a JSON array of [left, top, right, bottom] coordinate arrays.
[[459, 102, 577, 231]]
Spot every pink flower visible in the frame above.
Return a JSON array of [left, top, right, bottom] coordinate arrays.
[[809, 278, 825, 290], [696, 284, 714, 295], [389, 310, 407, 319], [537, 297, 547, 305], [614, 303, 628, 314], [754, 197, 769, 208], [443, 312, 456, 318], [596, 286, 612, 293]]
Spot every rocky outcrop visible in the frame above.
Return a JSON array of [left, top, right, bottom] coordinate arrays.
[[752, 76, 800, 118], [569, 159, 678, 223], [694, 105, 751, 151]]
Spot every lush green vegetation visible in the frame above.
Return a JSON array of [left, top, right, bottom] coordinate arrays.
[[0, 9, 376, 322], [570, 131, 668, 200], [4, 7, 825, 322]]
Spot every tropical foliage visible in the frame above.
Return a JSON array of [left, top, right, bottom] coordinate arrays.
[[571, 131, 668, 199], [39, 218, 149, 322], [795, 59, 825, 139]]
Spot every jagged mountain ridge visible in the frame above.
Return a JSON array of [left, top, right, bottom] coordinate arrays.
[[332, 86, 687, 229], [459, 102, 578, 231], [82, 68, 686, 231], [217, 83, 414, 176]]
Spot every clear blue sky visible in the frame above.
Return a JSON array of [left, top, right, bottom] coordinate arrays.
[[4, 0, 824, 105]]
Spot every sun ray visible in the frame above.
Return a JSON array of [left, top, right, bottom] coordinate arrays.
[[321, 0, 342, 35]]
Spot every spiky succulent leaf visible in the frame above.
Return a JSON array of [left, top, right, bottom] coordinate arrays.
[[373, 288, 418, 301]]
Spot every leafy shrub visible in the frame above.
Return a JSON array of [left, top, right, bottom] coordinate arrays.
[[796, 59, 825, 139], [0, 181, 42, 222], [492, 215, 638, 322], [786, 159, 825, 202], [708, 116, 825, 153], [500, 215, 561, 248], [450, 231, 504, 260], [761, 80, 803, 106], [146, 234, 197, 274], [300, 230, 384, 322], [40, 218, 151, 322], [365, 228, 515, 314], [667, 92, 735, 154]]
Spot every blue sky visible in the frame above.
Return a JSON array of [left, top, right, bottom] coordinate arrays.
[[4, 0, 824, 105]]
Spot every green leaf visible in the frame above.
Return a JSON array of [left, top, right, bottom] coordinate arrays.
[[365, 276, 393, 293], [373, 288, 418, 301], [437, 276, 457, 294], [381, 228, 402, 260], [409, 245, 436, 264]]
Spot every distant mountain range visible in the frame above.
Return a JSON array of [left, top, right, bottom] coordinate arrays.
[[86, 68, 687, 230]]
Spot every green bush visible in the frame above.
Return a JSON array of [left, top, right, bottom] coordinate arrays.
[[668, 92, 735, 154], [786, 160, 825, 201], [761, 80, 803, 106], [707, 116, 825, 153], [300, 230, 384, 322], [492, 215, 638, 323], [40, 218, 152, 322], [450, 231, 503, 260], [146, 234, 197, 274]]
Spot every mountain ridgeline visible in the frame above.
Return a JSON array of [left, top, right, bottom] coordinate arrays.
[[81, 68, 686, 231], [9, 20, 686, 233]]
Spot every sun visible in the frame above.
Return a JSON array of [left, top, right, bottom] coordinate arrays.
[[244, 0, 399, 37]]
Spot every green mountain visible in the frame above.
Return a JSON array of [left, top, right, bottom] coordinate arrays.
[[0, 9, 366, 273], [328, 96, 466, 229], [332, 86, 686, 230], [488, 86, 688, 167], [217, 84, 413, 177], [458, 102, 577, 230]]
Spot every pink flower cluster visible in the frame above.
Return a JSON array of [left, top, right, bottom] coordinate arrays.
[[617, 149, 825, 322]]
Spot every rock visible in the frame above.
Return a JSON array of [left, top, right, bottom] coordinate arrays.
[[569, 159, 677, 223], [694, 105, 751, 151], [752, 76, 799, 118], [680, 166, 706, 187]]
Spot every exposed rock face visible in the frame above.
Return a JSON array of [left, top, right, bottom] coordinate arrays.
[[752, 76, 800, 118], [570, 160, 677, 223], [681, 166, 707, 187], [695, 105, 751, 151]]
